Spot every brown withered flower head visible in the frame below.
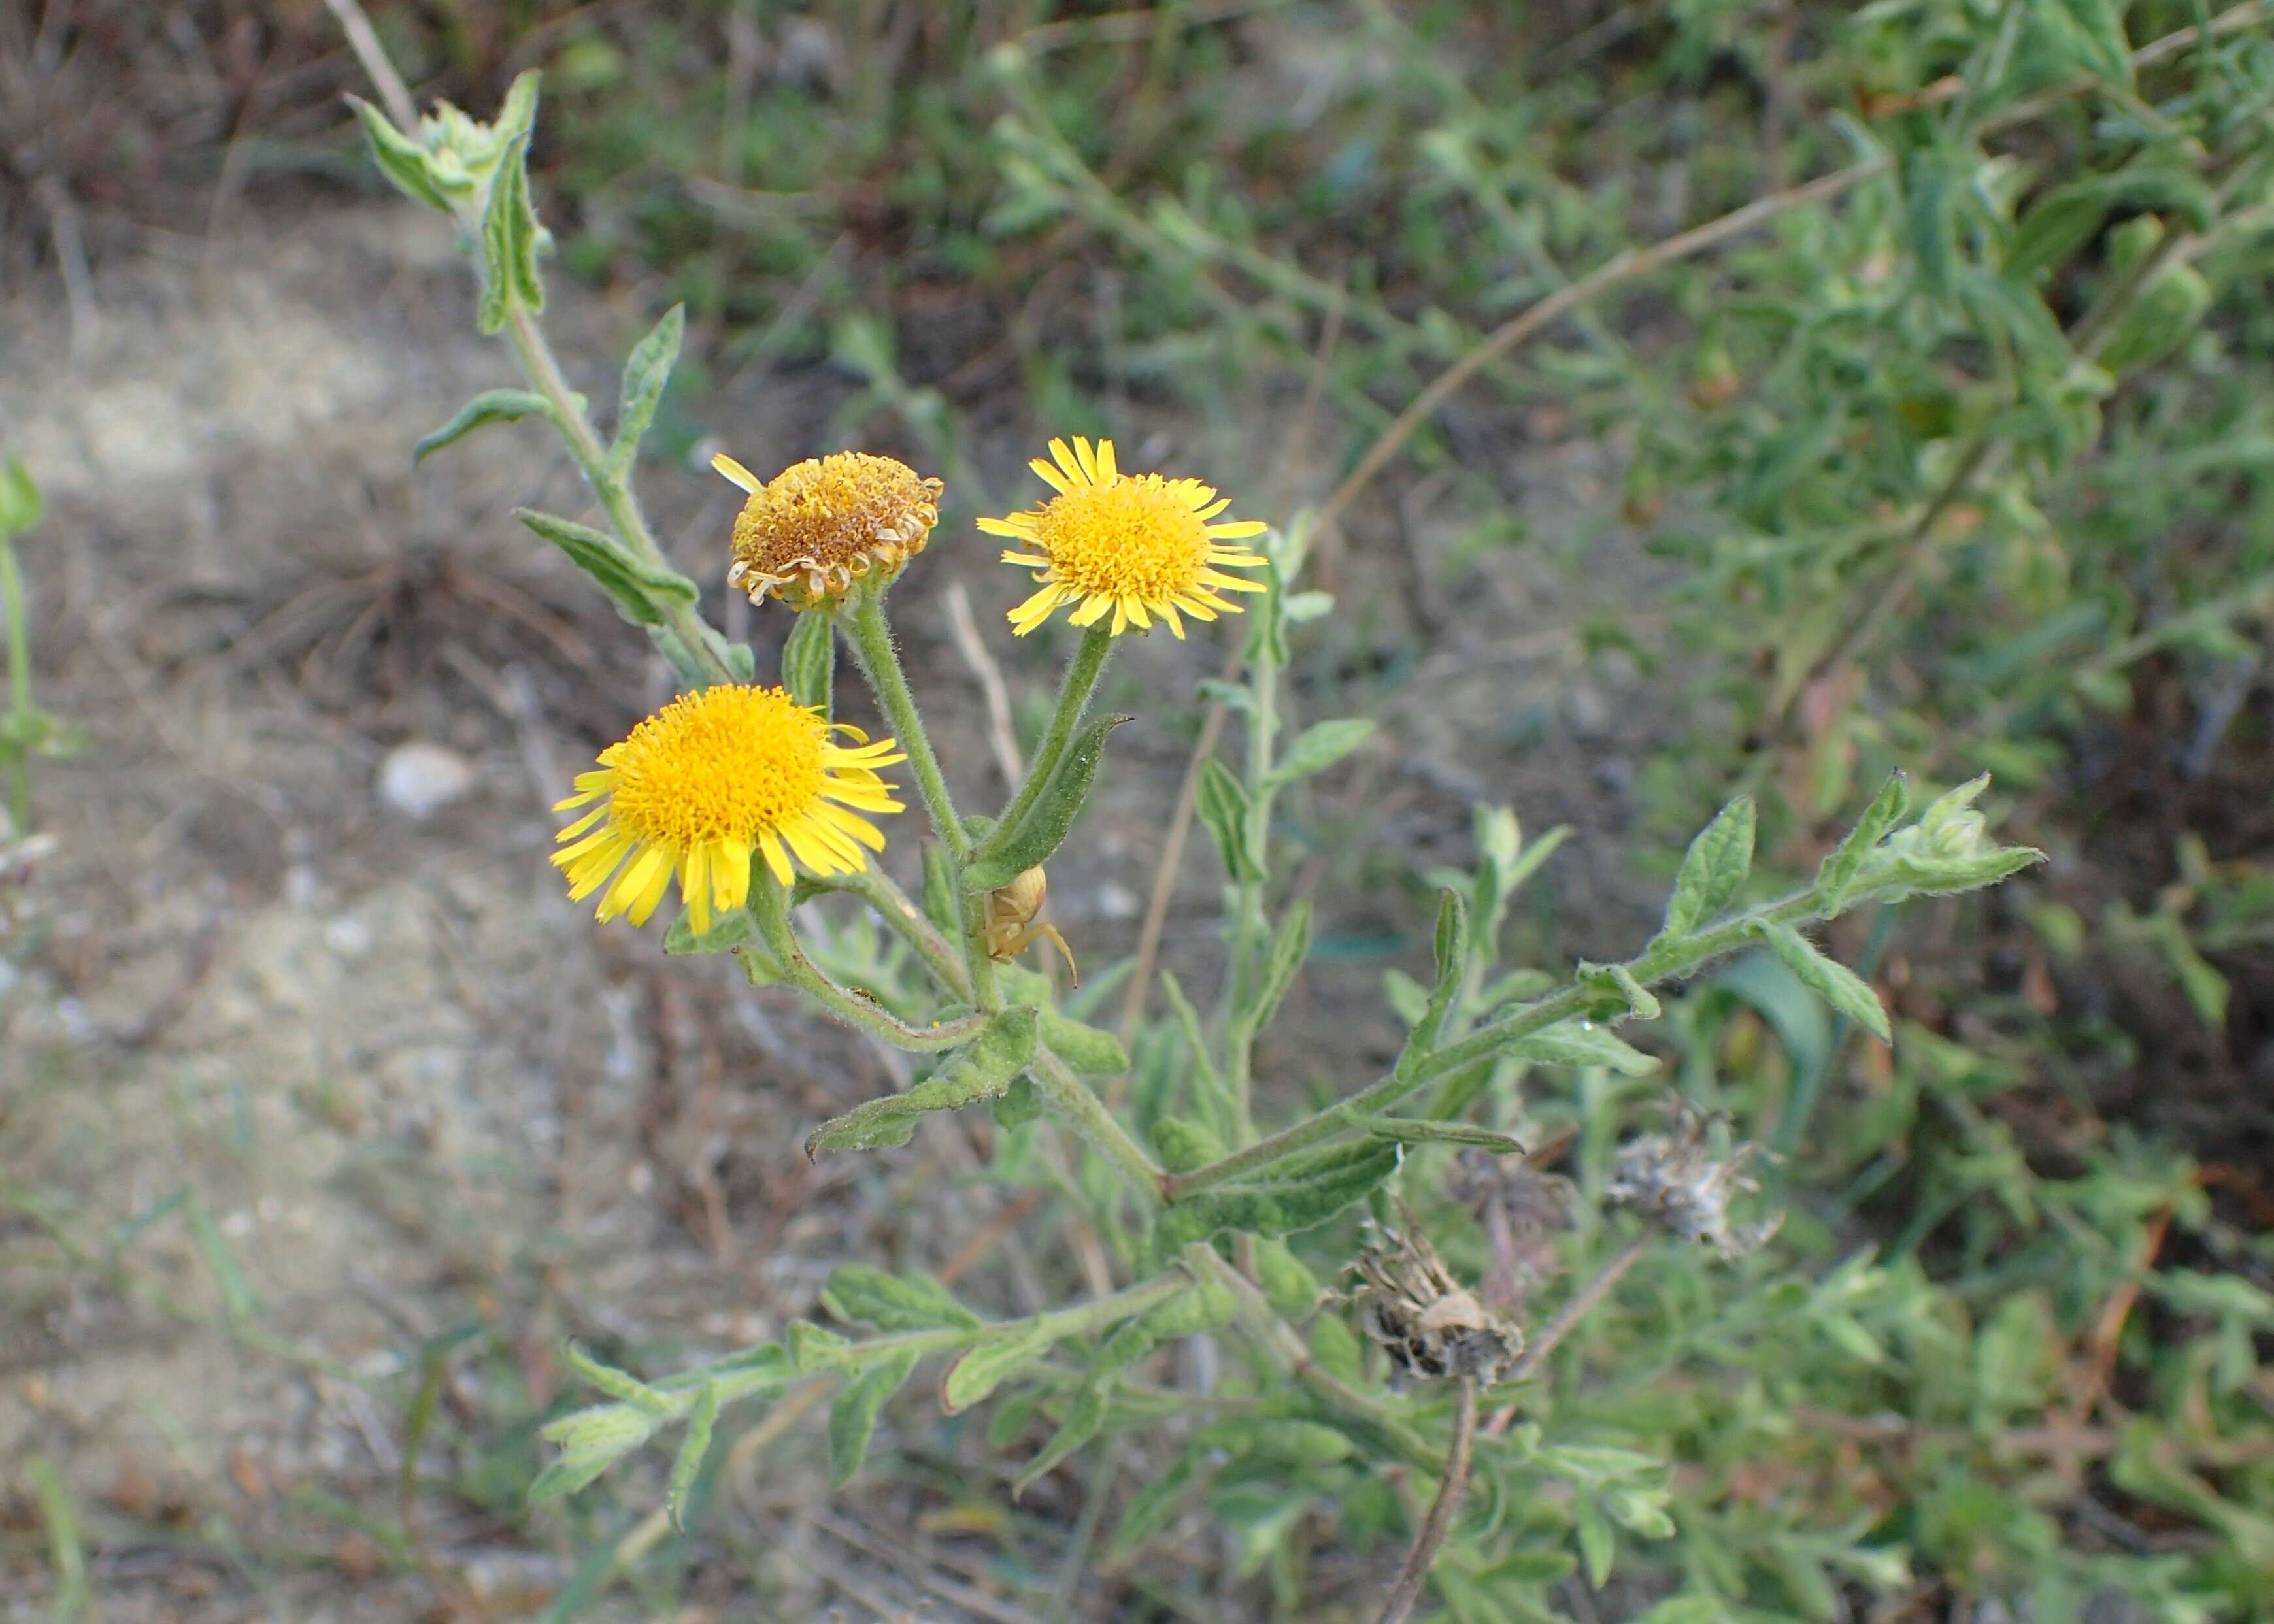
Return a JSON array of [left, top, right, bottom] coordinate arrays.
[[715, 450, 944, 610], [1607, 1103, 1781, 1260], [1345, 1218, 1524, 1388]]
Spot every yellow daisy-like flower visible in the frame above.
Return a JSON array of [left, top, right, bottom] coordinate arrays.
[[552, 684, 906, 931], [979, 436, 1269, 637], [716, 450, 944, 610]]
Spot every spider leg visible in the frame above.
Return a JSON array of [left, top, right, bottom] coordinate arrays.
[[1037, 923, 1079, 987]]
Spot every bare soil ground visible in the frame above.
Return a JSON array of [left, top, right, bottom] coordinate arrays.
[[0, 195, 1660, 1620]]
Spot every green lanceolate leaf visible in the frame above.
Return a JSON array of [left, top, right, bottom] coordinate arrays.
[[1039, 1008, 1128, 1074], [1196, 757, 1262, 882], [0, 459, 40, 539], [1243, 901, 1313, 1036], [531, 1404, 656, 1503], [822, 1265, 984, 1334], [1753, 923, 1892, 1044], [781, 609, 835, 716], [1816, 772, 1909, 908], [941, 1325, 1053, 1414], [1400, 891, 1469, 1072], [610, 303, 684, 476], [516, 508, 699, 627], [1160, 1140, 1401, 1247], [1267, 716, 1375, 787], [1014, 1384, 1111, 1497], [805, 1006, 1040, 1155], [2007, 163, 2213, 282], [1661, 795, 1755, 939], [1160, 971, 1233, 1138], [665, 1382, 719, 1530], [2098, 261, 2211, 374], [1336, 1111, 1526, 1153], [1499, 1019, 1658, 1076], [829, 1349, 920, 1487], [664, 905, 760, 956], [965, 714, 1132, 893], [561, 1342, 671, 1413], [347, 97, 454, 212], [477, 123, 546, 335], [2049, 0, 2133, 88], [412, 389, 556, 464], [1902, 146, 1961, 305]]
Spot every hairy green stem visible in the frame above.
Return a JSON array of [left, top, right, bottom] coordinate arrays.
[[754, 883, 992, 1052], [978, 626, 1113, 861], [844, 595, 966, 857], [1165, 882, 1840, 1199], [841, 593, 1003, 1006], [799, 868, 970, 997], [0, 533, 32, 831], [1222, 618, 1283, 1135], [1028, 1046, 1169, 1202]]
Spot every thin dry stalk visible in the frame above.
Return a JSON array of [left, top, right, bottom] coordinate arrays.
[[1374, 1376, 1479, 1624], [945, 578, 1024, 791], [1483, 1235, 1649, 1438], [322, 0, 417, 131]]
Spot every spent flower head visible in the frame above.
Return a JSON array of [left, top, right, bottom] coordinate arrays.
[[1607, 1105, 1781, 1259], [717, 451, 945, 610], [553, 684, 905, 931], [1345, 1218, 1525, 1387], [981, 436, 1268, 637]]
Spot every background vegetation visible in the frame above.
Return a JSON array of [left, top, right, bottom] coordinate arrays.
[[5, 2, 2274, 1621]]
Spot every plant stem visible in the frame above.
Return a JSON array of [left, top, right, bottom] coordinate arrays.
[[753, 884, 992, 1052], [1028, 1046, 1169, 1202], [799, 868, 969, 997], [844, 593, 967, 859], [497, 306, 735, 687], [842, 593, 1004, 1005], [0, 533, 31, 832], [1165, 883, 1837, 1199], [978, 626, 1113, 861], [1373, 1376, 1477, 1624], [1223, 617, 1282, 1135]]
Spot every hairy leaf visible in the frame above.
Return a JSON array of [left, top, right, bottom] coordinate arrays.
[[965, 714, 1131, 892], [829, 1349, 919, 1487], [1662, 796, 1754, 938], [822, 1265, 984, 1334], [412, 389, 555, 464], [610, 303, 684, 475], [806, 1006, 1039, 1155], [1754, 923, 1892, 1044]]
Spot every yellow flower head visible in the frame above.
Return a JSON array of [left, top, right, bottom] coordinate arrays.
[[552, 684, 905, 931], [716, 450, 945, 610], [980, 437, 1269, 637]]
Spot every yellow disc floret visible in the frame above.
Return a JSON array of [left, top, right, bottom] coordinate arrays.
[[716, 450, 943, 609], [980, 436, 1270, 637], [552, 684, 905, 932]]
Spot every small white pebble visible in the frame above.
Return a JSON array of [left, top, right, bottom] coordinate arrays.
[[378, 741, 477, 821]]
